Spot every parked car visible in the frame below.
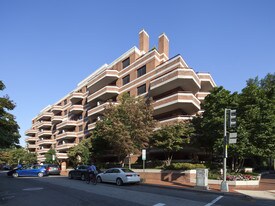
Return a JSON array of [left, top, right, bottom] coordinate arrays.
[[96, 168, 140, 186], [7, 165, 48, 177], [43, 164, 61, 175], [68, 165, 89, 180]]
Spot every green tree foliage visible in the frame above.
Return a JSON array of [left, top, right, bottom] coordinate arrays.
[[193, 73, 275, 170], [0, 147, 37, 166], [150, 122, 194, 166], [68, 138, 92, 167], [45, 149, 58, 164], [192, 86, 238, 156], [0, 81, 20, 148], [238, 73, 275, 158], [92, 93, 156, 162]]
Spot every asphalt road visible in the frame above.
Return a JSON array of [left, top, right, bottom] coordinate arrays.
[[0, 172, 274, 206]]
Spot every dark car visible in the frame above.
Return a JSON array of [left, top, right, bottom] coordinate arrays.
[[7, 165, 48, 177], [44, 164, 61, 175], [68, 165, 89, 181]]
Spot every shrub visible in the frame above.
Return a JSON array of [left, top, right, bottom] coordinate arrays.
[[164, 162, 206, 170]]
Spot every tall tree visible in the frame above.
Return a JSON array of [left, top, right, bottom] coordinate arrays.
[[0, 81, 20, 148], [150, 122, 194, 166], [45, 149, 58, 164], [68, 138, 92, 167], [92, 93, 156, 162]]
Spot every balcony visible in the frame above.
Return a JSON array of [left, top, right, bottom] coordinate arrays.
[[25, 136, 37, 142], [37, 130, 52, 137], [56, 143, 76, 151], [37, 121, 52, 129], [87, 86, 119, 103], [157, 116, 193, 127], [88, 102, 118, 118], [56, 119, 77, 130], [52, 115, 63, 124], [87, 69, 119, 92], [56, 132, 77, 141], [196, 92, 210, 102], [37, 112, 52, 121], [69, 105, 84, 114], [150, 68, 201, 97], [25, 129, 37, 136], [88, 122, 96, 131], [197, 73, 216, 92], [153, 92, 200, 116], [27, 144, 37, 149], [56, 153, 68, 159], [52, 105, 63, 114], [70, 92, 85, 104], [37, 139, 55, 145], [37, 148, 51, 154]]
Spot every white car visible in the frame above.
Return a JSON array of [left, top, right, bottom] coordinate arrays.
[[97, 168, 140, 186]]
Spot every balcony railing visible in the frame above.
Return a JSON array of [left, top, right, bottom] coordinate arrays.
[[37, 121, 52, 129], [153, 92, 200, 116], [87, 102, 118, 118], [56, 132, 77, 140], [87, 69, 119, 92], [37, 139, 55, 145], [197, 73, 216, 92], [25, 129, 37, 136], [69, 105, 84, 114], [56, 119, 77, 130], [37, 130, 52, 137], [87, 86, 119, 103], [37, 112, 52, 121], [150, 68, 201, 96], [70, 92, 85, 104], [56, 143, 76, 151]]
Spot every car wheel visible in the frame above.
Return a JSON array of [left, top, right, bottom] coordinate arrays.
[[12, 173, 19, 178], [38, 172, 44, 177], [68, 173, 73, 179], [116, 178, 123, 186], [97, 176, 102, 183], [81, 174, 85, 181]]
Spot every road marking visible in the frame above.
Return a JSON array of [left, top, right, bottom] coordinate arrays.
[[153, 203, 166, 206], [23, 187, 44, 191], [204, 196, 223, 206]]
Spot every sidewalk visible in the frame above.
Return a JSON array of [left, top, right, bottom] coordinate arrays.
[[142, 173, 275, 200]]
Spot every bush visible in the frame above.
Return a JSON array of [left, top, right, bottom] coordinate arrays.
[[164, 162, 206, 170]]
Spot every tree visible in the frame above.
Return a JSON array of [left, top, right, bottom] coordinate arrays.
[[92, 93, 156, 163], [2, 147, 37, 166], [0, 81, 20, 148], [150, 122, 194, 166], [45, 149, 58, 164], [68, 138, 92, 167], [192, 86, 238, 157]]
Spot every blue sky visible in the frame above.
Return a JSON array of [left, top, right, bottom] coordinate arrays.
[[1, 0, 274, 146]]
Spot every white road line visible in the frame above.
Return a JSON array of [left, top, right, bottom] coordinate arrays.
[[204, 196, 223, 206], [153, 203, 166, 206]]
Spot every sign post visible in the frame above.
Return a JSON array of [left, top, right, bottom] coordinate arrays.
[[142, 149, 146, 181]]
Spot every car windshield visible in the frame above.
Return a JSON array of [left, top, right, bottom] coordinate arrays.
[[121, 168, 134, 173]]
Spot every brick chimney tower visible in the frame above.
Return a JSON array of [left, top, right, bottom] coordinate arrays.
[[158, 33, 169, 58], [139, 29, 149, 54]]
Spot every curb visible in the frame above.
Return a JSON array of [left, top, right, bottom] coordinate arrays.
[[141, 182, 246, 197]]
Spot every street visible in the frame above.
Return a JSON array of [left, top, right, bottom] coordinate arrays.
[[0, 172, 274, 206]]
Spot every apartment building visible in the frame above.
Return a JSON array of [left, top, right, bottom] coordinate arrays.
[[25, 30, 216, 165]]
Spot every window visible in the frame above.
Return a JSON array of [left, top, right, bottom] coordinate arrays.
[[122, 75, 130, 85], [64, 99, 67, 105], [137, 84, 146, 95], [137, 65, 146, 78], [122, 57, 130, 69]]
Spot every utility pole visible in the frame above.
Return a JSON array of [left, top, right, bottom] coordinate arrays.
[[221, 109, 237, 192], [221, 109, 229, 192]]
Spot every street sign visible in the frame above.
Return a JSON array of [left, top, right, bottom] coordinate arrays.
[[228, 132, 237, 144], [142, 149, 146, 160]]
